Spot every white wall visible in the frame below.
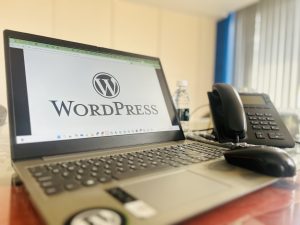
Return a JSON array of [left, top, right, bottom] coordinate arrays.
[[0, 0, 216, 116]]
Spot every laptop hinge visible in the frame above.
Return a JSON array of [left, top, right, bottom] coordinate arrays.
[[41, 148, 117, 162], [41, 151, 93, 162]]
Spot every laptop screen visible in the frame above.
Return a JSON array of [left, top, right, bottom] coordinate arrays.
[[7, 37, 180, 145]]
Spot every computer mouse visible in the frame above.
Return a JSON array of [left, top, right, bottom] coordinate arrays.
[[223, 146, 296, 177]]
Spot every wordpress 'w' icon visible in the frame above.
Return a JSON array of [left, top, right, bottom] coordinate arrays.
[[92, 72, 120, 98]]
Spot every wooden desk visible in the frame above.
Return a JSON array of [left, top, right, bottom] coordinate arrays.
[[0, 172, 299, 225], [1, 124, 300, 225]]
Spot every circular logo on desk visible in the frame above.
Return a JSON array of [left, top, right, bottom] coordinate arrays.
[[93, 73, 120, 98], [66, 208, 126, 225]]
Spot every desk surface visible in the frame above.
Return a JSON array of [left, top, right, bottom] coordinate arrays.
[[1, 124, 300, 225]]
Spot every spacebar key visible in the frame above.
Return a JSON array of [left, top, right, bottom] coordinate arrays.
[[113, 165, 172, 180]]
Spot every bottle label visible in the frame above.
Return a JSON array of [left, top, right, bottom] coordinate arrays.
[[177, 108, 189, 121]]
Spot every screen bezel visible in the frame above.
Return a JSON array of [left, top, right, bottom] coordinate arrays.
[[4, 30, 185, 161]]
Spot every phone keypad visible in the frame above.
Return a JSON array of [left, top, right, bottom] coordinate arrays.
[[246, 111, 284, 141]]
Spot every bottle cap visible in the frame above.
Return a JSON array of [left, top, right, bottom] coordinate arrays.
[[176, 80, 188, 87]]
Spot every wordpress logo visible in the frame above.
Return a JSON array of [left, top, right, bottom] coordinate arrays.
[[92, 72, 120, 98]]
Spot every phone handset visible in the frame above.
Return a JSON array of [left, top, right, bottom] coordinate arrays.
[[207, 83, 247, 143]]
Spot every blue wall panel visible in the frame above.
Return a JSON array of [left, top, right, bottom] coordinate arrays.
[[214, 13, 236, 84]]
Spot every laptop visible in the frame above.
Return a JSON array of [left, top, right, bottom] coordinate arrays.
[[3, 30, 276, 225]]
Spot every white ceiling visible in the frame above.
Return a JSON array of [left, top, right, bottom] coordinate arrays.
[[127, 0, 258, 19]]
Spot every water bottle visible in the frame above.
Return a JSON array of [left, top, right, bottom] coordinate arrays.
[[173, 80, 190, 132], [0, 105, 7, 126]]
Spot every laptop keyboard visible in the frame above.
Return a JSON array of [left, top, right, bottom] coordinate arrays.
[[28, 142, 226, 195]]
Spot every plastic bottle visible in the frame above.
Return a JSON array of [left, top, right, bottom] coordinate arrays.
[[173, 80, 190, 132], [0, 105, 7, 126]]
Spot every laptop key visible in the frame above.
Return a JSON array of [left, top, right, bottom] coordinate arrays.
[[33, 171, 51, 178], [169, 162, 181, 167], [52, 168, 60, 174], [37, 176, 53, 182], [77, 168, 85, 174], [64, 182, 79, 191], [33, 171, 44, 177], [188, 158, 202, 163], [117, 167, 126, 172], [41, 181, 55, 188], [94, 161, 101, 167], [29, 166, 46, 174], [62, 171, 71, 178], [91, 166, 98, 172], [87, 159, 94, 164], [82, 178, 97, 186], [129, 165, 137, 170], [104, 169, 112, 175], [81, 164, 88, 169], [76, 174, 83, 180], [98, 176, 112, 183], [61, 163, 69, 168], [44, 186, 62, 195], [67, 166, 75, 171]]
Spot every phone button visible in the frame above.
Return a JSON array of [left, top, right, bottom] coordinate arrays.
[[268, 133, 284, 140], [260, 121, 269, 125], [252, 125, 262, 130], [264, 113, 272, 117], [255, 132, 265, 139], [271, 126, 280, 130], [258, 117, 267, 120], [267, 117, 275, 121], [249, 116, 258, 120], [262, 125, 271, 130]]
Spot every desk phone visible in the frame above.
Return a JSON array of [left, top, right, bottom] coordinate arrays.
[[208, 84, 295, 148]]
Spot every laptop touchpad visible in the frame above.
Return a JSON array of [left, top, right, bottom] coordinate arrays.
[[122, 171, 229, 212]]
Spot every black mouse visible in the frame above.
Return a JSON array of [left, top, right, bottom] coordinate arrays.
[[223, 146, 297, 177]]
